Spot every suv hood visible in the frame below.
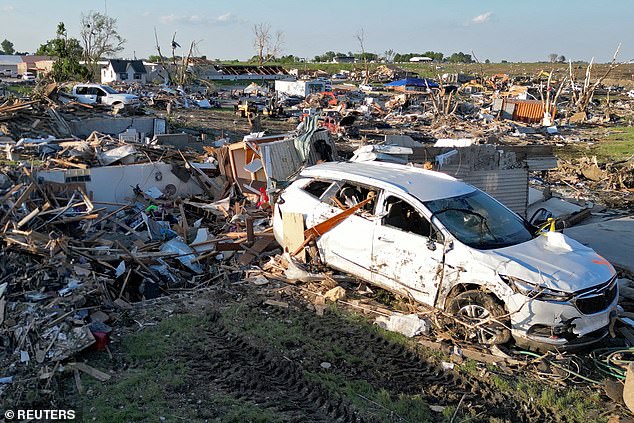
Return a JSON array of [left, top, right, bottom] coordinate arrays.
[[113, 94, 139, 101], [477, 232, 615, 293]]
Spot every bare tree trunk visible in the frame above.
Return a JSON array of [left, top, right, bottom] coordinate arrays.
[[569, 44, 622, 113], [355, 29, 369, 84], [153, 27, 172, 85]]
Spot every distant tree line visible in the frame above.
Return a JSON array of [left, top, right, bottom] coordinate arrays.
[[312, 50, 476, 63], [548, 53, 567, 63]]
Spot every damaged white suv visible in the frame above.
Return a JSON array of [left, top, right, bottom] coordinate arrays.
[[273, 161, 618, 350]]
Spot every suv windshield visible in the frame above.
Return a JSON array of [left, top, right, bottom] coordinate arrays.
[[424, 190, 533, 249], [101, 86, 119, 94]]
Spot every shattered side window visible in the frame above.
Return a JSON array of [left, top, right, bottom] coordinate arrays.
[[327, 182, 378, 214], [382, 196, 442, 241], [302, 180, 333, 199]]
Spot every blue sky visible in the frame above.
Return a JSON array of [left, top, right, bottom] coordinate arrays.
[[0, 0, 632, 62]]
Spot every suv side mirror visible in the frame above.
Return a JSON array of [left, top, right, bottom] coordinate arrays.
[[529, 208, 553, 226]]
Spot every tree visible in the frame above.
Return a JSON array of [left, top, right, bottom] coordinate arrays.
[[354, 52, 378, 62], [447, 52, 473, 63], [383, 49, 396, 63], [485, 59, 491, 64], [355, 28, 370, 83], [548, 53, 558, 63], [422, 51, 443, 62], [252, 23, 283, 66], [80, 11, 126, 80], [1, 39, 15, 55], [37, 23, 89, 82], [557, 55, 566, 63], [314, 51, 339, 62]]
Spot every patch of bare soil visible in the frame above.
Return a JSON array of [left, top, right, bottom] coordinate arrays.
[[93, 288, 557, 422]]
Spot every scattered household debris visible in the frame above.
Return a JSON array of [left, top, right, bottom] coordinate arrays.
[[2, 56, 634, 415]]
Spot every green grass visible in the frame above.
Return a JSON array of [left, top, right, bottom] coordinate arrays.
[[72, 304, 607, 423], [488, 375, 603, 422], [599, 126, 634, 161], [75, 315, 198, 422], [555, 125, 634, 163], [308, 372, 434, 422], [5, 84, 34, 96], [75, 313, 288, 423]]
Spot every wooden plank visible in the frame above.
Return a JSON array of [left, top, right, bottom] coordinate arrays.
[[53, 213, 100, 224], [16, 207, 40, 229], [292, 195, 375, 257], [238, 237, 273, 266], [282, 212, 306, 262], [68, 362, 111, 382], [178, 203, 188, 241], [0, 183, 24, 203], [73, 369, 83, 394], [0, 183, 35, 226], [49, 158, 88, 169]]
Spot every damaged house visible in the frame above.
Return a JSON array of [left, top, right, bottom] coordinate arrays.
[[101, 59, 148, 84]]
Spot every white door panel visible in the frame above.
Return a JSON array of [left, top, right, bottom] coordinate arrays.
[[371, 225, 444, 305], [312, 203, 375, 280]]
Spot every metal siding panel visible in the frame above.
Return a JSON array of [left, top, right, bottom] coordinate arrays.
[[260, 140, 302, 181], [454, 169, 528, 217]]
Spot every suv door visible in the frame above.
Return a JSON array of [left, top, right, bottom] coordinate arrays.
[[371, 194, 445, 305], [310, 181, 379, 281]]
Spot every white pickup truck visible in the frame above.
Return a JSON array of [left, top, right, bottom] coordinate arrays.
[[0, 69, 18, 78], [70, 84, 140, 108]]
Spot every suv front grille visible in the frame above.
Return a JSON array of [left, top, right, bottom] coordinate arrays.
[[574, 278, 618, 315]]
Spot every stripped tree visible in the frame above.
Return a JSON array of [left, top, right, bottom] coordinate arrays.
[[568, 44, 623, 114], [253, 23, 283, 65], [355, 28, 370, 84], [539, 70, 567, 126]]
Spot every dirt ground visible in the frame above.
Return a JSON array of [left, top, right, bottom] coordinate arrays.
[[166, 107, 298, 141], [45, 278, 619, 423]]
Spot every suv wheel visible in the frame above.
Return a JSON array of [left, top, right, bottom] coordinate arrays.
[[446, 290, 511, 345]]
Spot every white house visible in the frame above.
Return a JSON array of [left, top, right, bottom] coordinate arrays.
[[101, 59, 148, 84]]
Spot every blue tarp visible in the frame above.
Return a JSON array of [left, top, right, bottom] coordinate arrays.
[[384, 78, 439, 88]]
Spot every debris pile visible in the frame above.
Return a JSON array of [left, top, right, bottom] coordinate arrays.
[[549, 156, 634, 208]]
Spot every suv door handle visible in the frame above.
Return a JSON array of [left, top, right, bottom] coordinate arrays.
[[378, 236, 393, 243]]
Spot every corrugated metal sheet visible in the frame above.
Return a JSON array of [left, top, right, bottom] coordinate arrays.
[[504, 99, 556, 124], [439, 167, 529, 217], [525, 157, 559, 171], [307, 129, 337, 165], [260, 139, 303, 181]]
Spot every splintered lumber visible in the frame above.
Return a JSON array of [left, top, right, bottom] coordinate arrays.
[[0, 183, 35, 226], [0, 183, 24, 203], [291, 195, 375, 257], [115, 241, 161, 282], [238, 237, 274, 265], [49, 158, 88, 169], [53, 213, 100, 224], [16, 207, 41, 229]]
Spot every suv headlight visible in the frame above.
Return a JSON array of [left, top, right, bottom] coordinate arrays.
[[499, 275, 572, 302]]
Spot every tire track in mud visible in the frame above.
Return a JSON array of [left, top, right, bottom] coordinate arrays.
[[260, 304, 551, 423], [178, 311, 370, 423]]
